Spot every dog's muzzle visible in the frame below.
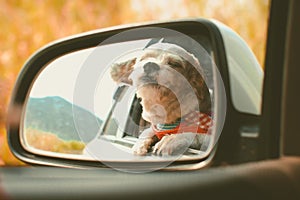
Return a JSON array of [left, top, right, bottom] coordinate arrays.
[[143, 62, 160, 74], [138, 62, 160, 84]]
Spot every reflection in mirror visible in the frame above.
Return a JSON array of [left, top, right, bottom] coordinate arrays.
[[24, 48, 97, 156], [23, 31, 220, 166]]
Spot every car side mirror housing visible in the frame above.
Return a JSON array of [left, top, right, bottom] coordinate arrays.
[[7, 19, 263, 171]]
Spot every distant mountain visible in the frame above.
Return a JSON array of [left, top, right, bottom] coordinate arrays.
[[25, 96, 102, 143]]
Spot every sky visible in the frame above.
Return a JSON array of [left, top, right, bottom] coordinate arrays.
[[30, 39, 151, 119]]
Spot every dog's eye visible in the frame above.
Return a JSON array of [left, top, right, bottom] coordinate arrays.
[[167, 61, 182, 69]]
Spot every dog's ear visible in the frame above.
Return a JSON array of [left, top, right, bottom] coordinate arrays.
[[186, 61, 211, 114], [110, 58, 136, 85]]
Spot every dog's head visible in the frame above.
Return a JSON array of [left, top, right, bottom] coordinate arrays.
[[110, 43, 211, 125]]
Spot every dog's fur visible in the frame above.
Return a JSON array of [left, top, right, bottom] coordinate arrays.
[[110, 43, 211, 156]]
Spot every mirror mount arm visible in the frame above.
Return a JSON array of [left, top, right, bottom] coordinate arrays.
[[99, 86, 129, 136]]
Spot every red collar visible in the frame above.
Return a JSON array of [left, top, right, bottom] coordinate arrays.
[[152, 111, 212, 140]]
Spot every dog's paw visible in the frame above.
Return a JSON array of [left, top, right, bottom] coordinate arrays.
[[153, 133, 195, 156], [153, 134, 193, 156], [132, 137, 154, 156]]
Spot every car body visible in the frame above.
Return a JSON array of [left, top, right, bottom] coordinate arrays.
[[1, 0, 300, 199]]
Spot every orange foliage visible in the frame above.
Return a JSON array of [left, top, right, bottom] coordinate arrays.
[[25, 128, 85, 154], [0, 127, 25, 166], [0, 0, 269, 165]]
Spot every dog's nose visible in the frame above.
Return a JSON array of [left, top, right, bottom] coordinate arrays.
[[143, 62, 160, 74]]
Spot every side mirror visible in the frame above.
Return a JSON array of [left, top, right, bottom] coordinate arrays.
[[7, 19, 263, 171]]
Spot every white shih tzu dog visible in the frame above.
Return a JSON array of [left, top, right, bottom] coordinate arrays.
[[110, 42, 212, 156]]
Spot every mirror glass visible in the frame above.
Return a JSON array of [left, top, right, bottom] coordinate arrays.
[[22, 27, 225, 168]]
